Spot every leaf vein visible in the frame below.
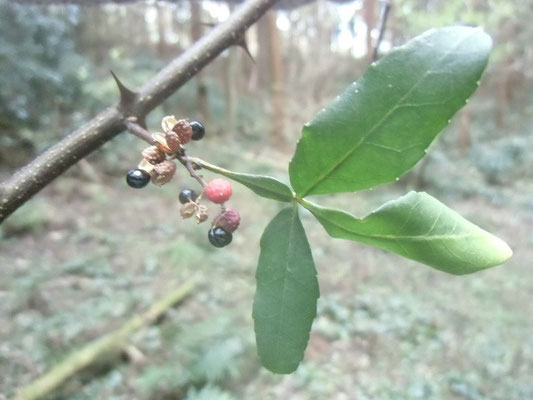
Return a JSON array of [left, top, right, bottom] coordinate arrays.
[[364, 142, 425, 154], [426, 208, 444, 235], [396, 197, 423, 234], [272, 207, 298, 362], [301, 32, 476, 197]]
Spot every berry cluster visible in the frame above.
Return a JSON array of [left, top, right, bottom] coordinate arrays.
[[126, 116, 204, 189], [126, 116, 240, 248], [179, 184, 239, 247]]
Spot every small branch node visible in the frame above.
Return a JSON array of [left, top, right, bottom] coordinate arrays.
[[124, 120, 154, 145], [177, 153, 208, 188]]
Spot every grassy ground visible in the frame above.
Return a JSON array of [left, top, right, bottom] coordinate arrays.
[[1, 137, 532, 400]]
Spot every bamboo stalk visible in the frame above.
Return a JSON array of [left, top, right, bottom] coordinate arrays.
[[10, 277, 197, 400]]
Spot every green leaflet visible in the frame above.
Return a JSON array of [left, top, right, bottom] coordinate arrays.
[[302, 192, 512, 275], [253, 206, 319, 373], [289, 26, 492, 197], [195, 159, 293, 202]]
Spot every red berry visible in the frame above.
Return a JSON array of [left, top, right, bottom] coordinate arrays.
[[205, 178, 232, 204]]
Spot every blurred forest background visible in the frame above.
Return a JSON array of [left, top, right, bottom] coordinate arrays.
[[1, 0, 532, 399]]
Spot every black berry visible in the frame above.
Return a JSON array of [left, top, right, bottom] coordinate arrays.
[[208, 227, 232, 248], [190, 120, 205, 141], [179, 188, 198, 204], [126, 168, 150, 188]]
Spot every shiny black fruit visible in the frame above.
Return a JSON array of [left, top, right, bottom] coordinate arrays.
[[190, 120, 205, 141], [126, 169, 150, 188], [208, 227, 232, 248], [179, 188, 198, 204]]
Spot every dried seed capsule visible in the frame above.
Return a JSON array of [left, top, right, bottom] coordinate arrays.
[[152, 160, 176, 186], [151, 132, 172, 153], [142, 146, 166, 165], [137, 158, 155, 174], [165, 131, 181, 153], [180, 202, 196, 219], [172, 119, 193, 145], [161, 115, 179, 133], [195, 204, 209, 224]]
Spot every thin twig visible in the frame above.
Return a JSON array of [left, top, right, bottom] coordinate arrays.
[[178, 153, 208, 188], [372, 0, 392, 61], [0, 0, 279, 224], [124, 119, 155, 144], [186, 156, 222, 172]]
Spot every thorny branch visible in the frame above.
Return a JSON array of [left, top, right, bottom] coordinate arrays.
[[0, 0, 279, 223]]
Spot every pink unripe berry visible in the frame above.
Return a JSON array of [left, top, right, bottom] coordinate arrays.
[[205, 178, 232, 204]]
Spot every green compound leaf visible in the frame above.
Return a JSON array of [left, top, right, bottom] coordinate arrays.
[[302, 191, 512, 275], [253, 206, 319, 374], [289, 26, 492, 197], [195, 159, 294, 202]]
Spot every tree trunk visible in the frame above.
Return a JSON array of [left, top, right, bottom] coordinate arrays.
[[363, 0, 377, 60], [459, 109, 471, 152], [156, 2, 168, 57], [224, 48, 237, 136], [267, 11, 285, 147], [256, 13, 271, 88], [190, 1, 210, 122]]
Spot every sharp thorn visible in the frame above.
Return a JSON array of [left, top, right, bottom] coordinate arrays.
[[237, 38, 255, 63], [110, 70, 137, 108], [199, 21, 253, 62]]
